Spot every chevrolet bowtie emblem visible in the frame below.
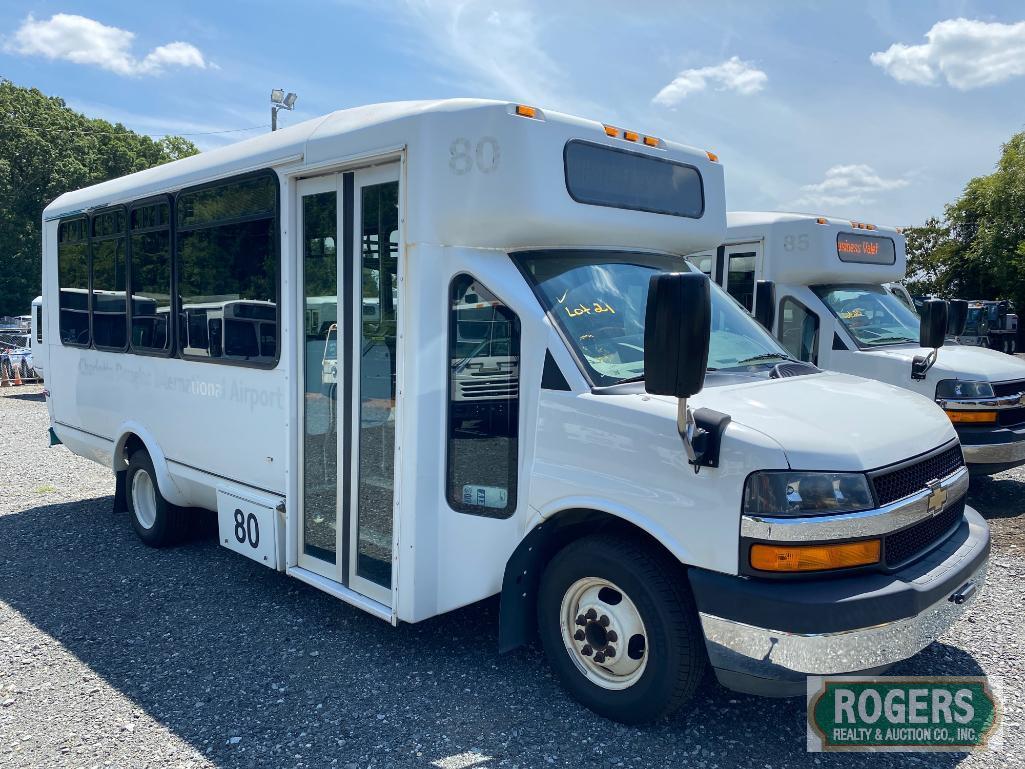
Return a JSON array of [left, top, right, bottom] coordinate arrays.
[[926, 479, 947, 516]]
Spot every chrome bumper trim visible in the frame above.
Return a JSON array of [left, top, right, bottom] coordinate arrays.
[[740, 466, 969, 542], [960, 440, 1025, 465], [699, 561, 986, 682], [937, 393, 1024, 410]]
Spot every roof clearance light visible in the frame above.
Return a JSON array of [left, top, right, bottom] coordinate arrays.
[[643, 136, 659, 147], [603, 124, 619, 137], [866, 223, 877, 230], [816, 217, 828, 225], [623, 130, 639, 142], [515, 104, 538, 118], [706, 150, 719, 162]]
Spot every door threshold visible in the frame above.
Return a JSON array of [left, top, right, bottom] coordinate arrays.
[[286, 566, 394, 623]]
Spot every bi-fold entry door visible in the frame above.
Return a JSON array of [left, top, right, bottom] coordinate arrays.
[[720, 243, 761, 313], [297, 163, 401, 606]]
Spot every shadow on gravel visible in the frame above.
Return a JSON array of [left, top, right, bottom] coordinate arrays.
[[0, 390, 45, 402], [968, 476, 1025, 520], [0, 497, 981, 769]]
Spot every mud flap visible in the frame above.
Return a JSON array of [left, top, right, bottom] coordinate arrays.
[[113, 469, 128, 514]]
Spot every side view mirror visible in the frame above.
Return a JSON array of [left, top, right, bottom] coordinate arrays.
[[644, 272, 710, 399], [645, 273, 730, 470], [754, 280, 775, 331], [947, 299, 969, 337], [913, 299, 947, 380]]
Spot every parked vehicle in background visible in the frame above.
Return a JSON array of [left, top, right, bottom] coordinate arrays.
[[41, 100, 988, 722], [697, 211, 1025, 475]]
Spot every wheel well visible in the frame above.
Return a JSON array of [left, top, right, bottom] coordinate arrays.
[[120, 433, 146, 467], [498, 508, 688, 653]]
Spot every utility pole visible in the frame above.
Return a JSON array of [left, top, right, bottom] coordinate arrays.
[[271, 89, 298, 131]]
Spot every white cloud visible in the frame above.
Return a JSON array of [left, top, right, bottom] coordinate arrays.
[[870, 18, 1025, 89], [652, 56, 767, 106], [791, 164, 911, 209], [4, 13, 208, 76]]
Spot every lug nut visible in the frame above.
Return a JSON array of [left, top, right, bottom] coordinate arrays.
[[607, 631, 618, 643], [575, 614, 586, 626], [594, 653, 606, 663], [581, 645, 593, 657], [585, 608, 597, 621], [605, 646, 616, 658], [574, 629, 585, 642], [599, 615, 610, 627]]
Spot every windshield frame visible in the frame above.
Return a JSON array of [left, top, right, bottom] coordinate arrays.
[[512, 248, 795, 388], [812, 282, 921, 349]]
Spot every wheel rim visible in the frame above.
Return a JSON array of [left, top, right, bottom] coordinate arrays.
[[132, 469, 158, 530], [559, 577, 648, 690]]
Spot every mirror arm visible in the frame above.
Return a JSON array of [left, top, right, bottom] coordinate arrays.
[[911, 348, 938, 381], [677, 398, 700, 465]]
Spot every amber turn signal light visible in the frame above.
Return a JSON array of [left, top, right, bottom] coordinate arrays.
[[750, 540, 881, 573], [945, 410, 998, 425], [515, 104, 538, 118]]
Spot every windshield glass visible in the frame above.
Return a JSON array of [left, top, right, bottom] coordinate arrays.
[[514, 250, 793, 386], [814, 284, 920, 347]]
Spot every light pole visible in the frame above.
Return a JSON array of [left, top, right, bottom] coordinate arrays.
[[271, 89, 298, 131]]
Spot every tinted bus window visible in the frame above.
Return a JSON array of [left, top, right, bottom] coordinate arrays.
[[447, 274, 520, 518], [564, 140, 704, 218], [176, 172, 279, 365], [130, 201, 172, 353], [91, 208, 128, 350], [58, 218, 90, 346]]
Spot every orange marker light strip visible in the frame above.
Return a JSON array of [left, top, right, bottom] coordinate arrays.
[[750, 540, 880, 573], [515, 105, 538, 118], [706, 150, 719, 162], [623, 130, 639, 142], [643, 136, 659, 147], [603, 124, 619, 137], [945, 410, 998, 425], [816, 217, 828, 225]]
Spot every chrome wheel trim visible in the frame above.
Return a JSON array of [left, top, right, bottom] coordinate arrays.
[[131, 468, 158, 530], [559, 577, 648, 691]]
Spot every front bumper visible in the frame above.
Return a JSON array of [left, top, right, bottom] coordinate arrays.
[[689, 505, 989, 697], [958, 425, 1025, 474]]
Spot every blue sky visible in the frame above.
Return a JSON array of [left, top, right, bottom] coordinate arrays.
[[2, 1, 1024, 226]]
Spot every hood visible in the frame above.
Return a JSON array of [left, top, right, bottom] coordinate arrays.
[[855, 343, 1025, 383], [682, 371, 956, 472]]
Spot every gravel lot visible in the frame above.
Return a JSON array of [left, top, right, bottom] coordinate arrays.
[[1, 382, 1022, 769]]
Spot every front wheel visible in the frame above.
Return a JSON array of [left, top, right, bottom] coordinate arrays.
[[537, 533, 706, 724]]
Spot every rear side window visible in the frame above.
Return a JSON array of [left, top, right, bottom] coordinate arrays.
[[57, 218, 90, 346], [91, 208, 128, 350], [564, 140, 704, 218], [447, 274, 520, 518], [130, 200, 173, 354], [176, 172, 279, 365]]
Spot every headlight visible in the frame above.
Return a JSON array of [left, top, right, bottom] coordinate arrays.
[[743, 471, 875, 516], [935, 379, 994, 399]]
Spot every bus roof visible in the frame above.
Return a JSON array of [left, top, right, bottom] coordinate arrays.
[[726, 210, 906, 285], [44, 99, 726, 256]]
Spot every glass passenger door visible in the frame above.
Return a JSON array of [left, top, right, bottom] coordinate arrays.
[[722, 244, 760, 313]]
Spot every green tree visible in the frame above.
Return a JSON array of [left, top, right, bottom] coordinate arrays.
[[0, 79, 199, 316]]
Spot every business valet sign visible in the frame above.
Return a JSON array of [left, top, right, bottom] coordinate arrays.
[[807, 677, 1002, 752]]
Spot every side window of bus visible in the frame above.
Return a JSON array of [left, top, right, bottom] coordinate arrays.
[[778, 297, 820, 364], [175, 172, 279, 365], [91, 208, 128, 350], [727, 252, 756, 311], [129, 200, 172, 354], [57, 218, 90, 347], [35, 305, 42, 343], [447, 275, 520, 519]]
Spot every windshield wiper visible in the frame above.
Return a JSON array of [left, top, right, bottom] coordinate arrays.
[[867, 336, 916, 345], [616, 374, 645, 384], [734, 352, 796, 365]]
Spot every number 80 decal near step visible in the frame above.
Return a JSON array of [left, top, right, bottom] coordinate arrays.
[[216, 487, 281, 570]]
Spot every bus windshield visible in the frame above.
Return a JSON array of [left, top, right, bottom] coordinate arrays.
[[514, 250, 793, 386], [814, 284, 920, 347]]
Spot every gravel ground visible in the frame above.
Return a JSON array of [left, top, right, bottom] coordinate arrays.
[[1, 382, 1023, 769]]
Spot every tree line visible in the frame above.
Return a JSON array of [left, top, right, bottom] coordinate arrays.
[[0, 79, 199, 317], [903, 130, 1025, 312]]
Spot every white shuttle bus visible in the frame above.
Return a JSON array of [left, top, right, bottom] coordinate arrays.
[[703, 212, 1025, 476], [42, 101, 988, 722]]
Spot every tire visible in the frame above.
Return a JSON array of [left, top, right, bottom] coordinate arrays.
[[126, 450, 189, 547], [537, 533, 706, 724]]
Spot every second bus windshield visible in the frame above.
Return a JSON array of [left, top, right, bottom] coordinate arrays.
[[515, 250, 793, 386]]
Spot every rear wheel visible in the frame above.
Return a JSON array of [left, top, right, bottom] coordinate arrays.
[[537, 533, 706, 724], [127, 450, 189, 547]]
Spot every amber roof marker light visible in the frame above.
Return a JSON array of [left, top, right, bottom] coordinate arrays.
[[706, 150, 719, 163], [514, 104, 539, 119]]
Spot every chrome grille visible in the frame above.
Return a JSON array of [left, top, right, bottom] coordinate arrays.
[[871, 445, 964, 507]]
